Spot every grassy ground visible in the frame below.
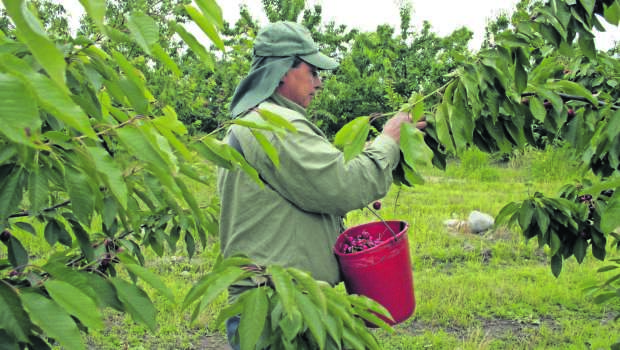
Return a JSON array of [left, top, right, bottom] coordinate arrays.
[[7, 146, 619, 349]]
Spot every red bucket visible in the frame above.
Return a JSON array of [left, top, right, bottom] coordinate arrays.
[[333, 220, 415, 326]]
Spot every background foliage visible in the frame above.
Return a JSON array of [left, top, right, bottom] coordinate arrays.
[[1, 0, 620, 349]]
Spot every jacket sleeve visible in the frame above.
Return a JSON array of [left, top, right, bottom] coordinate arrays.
[[235, 116, 400, 216]]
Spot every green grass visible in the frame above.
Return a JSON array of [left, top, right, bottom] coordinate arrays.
[[6, 147, 619, 349]]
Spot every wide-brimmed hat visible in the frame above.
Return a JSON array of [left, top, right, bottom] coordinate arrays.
[[253, 21, 338, 70]]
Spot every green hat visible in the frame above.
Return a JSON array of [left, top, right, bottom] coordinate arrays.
[[253, 21, 338, 70]]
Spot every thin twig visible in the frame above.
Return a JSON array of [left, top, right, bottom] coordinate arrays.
[[521, 92, 619, 110], [8, 200, 71, 219]]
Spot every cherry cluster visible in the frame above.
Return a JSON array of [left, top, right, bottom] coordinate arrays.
[[576, 189, 614, 239], [578, 193, 595, 215], [340, 230, 383, 254]]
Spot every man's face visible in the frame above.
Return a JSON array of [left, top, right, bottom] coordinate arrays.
[[276, 61, 322, 108]]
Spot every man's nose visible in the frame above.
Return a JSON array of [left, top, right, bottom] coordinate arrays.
[[314, 75, 322, 88]]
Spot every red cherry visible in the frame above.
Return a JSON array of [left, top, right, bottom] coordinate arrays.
[[372, 200, 382, 210]]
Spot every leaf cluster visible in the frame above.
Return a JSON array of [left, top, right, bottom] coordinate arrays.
[[184, 256, 394, 350]]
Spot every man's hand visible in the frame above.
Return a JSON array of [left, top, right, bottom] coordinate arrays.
[[382, 112, 426, 143]]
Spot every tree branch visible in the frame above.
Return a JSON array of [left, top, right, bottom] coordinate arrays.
[[8, 200, 71, 219], [521, 92, 620, 110]]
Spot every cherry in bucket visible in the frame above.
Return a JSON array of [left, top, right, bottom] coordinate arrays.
[[339, 230, 383, 254]]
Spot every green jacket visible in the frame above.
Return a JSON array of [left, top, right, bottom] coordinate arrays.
[[217, 93, 400, 286]]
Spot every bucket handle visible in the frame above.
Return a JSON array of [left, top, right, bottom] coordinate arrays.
[[365, 204, 399, 240]]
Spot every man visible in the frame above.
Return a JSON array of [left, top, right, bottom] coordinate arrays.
[[217, 21, 424, 348]]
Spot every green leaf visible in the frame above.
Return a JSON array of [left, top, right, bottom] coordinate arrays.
[[86, 146, 128, 210], [184, 5, 225, 51], [151, 43, 181, 77], [268, 265, 297, 319], [251, 130, 280, 167], [116, 125, 176, 191], [434, 101, 456, 153], [194, 0, 224, 28], [227, 145, 262, 186], [2, 0, 68, 92], [0, 144, 17, 164], [529, 96, 547, 123], [549, 231, 561, 255], [229, 119, 280, 134], [44, 279, 104, 330], [277, 305, 302, 341], [110, 277, 157, 331], [14, 222, 35, 236], [27, 168, 48, 214], [174, 177, 208, 241], [175, 24, 214, 71], [0, 54, 96, 138], [67, 219, 95, 263], [0, 330, 20, 350], [5, 235, 28, 269], [546, 80, 597, 105], [322, 313, 343, 349], [578, 34, 596, 59], [348, 294, 393, 323], [110, 50, 151, 97], [118, 78, 149, 115], [325, 294, 355, 329], [79, 0, 107, 34], [82, 273, 123, 311], [125, 12, 158, 55], [256, 107, 297, 132], [65, 166, 95, 225], [601, 198, 620, 233], [238, 288, 269, 350], [21, 291, 85, 350], [333, 116, 370, 162], [123, 263, 175, 302], [342, 325, 367, 350], [407, 93, 425, 121], [0, 282, 31, 342], [534, 207, 551, 236], [192, 137, 233, 169], [185, 231, 196, 260], [573, 237, 588, 263], [287, 267, 326, 314], [296, 291, 326, 349], [191, 266, 249, 322], [446, 102, 471, 152], [551, 253, 563, 277], [0, 73, 39, 145], [215, 296, 246, 329], [400, 123, 434, 169], [579, 0, 596, 15], [0, 166, 25, 223], [182, 265, 246, 310], [44, 219, 71, 247], [514, 60, 527, 94], [604, 1, 620, 25], [154, 107, 190, 151], [401, 159, 425, 186], [518, 199, 535, 231], [495, 201, 520, 226]]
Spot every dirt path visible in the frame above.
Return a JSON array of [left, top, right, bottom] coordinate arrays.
[[198, 334, 232, 350]]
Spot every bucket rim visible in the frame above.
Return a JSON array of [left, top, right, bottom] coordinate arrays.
[[333, 220, 409, 256]]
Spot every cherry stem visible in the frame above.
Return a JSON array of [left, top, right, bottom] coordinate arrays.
[[365, 205, 399, 240]]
